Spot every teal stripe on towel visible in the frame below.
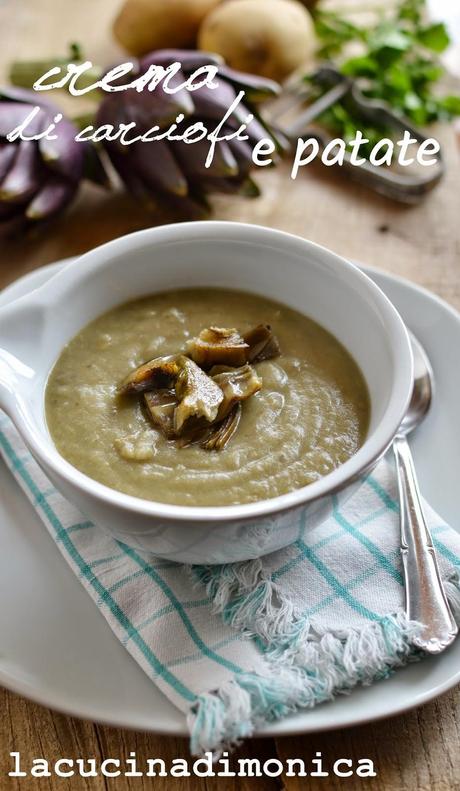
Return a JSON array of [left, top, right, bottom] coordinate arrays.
[[296, 539, 380, 621], [367, 474, 399, 513], [303, 549, 400, 618], [333, 498, 403, 585], [433, 537, 460, 568], [120, 544, 246, 676], [123, 598, 212, 646], [0, 430, 196, 705]]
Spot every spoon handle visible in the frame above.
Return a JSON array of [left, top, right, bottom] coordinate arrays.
[[393, 434, 458, 653]]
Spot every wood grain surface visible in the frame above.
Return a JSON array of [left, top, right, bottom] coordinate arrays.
[[0, 1, 459, 789]]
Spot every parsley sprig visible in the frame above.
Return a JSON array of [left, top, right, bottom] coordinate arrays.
[[311, 0, 460, 148]]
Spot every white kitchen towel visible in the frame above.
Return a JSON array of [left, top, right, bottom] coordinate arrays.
[[1, 412, 459, 755]]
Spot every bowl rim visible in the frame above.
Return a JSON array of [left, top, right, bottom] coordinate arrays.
[[7, 221, 414, 523]]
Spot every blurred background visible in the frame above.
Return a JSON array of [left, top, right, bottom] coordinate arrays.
[[0, 0, 458, 300]]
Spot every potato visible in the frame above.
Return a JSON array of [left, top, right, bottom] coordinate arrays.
[[198, 0, 316, 82], [113, 0, 222, 56]]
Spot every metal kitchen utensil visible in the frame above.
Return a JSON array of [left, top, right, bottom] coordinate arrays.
[[265, 65, 444, 203], [394, 332, 457, 653]]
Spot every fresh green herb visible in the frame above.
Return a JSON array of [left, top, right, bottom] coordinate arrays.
[[314, 104, 392, 158], [310, 0, 460, 147]]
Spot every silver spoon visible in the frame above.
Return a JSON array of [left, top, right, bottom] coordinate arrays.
[[394, 332, 458, 653]]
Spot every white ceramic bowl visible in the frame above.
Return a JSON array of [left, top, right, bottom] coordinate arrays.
[[0, 222, 413, 563]]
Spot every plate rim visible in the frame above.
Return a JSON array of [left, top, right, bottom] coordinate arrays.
[[1, 258, 459, 737]]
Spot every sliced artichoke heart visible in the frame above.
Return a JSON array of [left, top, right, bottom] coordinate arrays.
[[186, 326, 249, 368], [174, 356, 224, 433], [212, 363, 262, 419], [143, 390, 178, 439], [202, 404, 242, 451], [119, 354, 182, 395], [243, 324, 281, 363], [119, 322, 279, 451]]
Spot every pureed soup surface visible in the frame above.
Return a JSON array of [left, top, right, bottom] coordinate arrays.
[[46, 289, 370, 507]]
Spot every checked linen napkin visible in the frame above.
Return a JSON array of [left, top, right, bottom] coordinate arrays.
[[1, 411, 460, 755]]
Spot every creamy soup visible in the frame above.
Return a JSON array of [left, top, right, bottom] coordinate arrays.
[[46, 289, 370, 506]]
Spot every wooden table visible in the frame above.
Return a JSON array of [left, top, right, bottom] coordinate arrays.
[[1, 2, 459, 788]]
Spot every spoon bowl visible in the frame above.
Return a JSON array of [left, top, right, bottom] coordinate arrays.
[[399, 332, 434, 436]]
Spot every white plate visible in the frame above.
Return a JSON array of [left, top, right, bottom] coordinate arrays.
[[1, 258, 459, 736]]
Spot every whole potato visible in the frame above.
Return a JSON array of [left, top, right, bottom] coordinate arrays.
[[113, 0, 222, 56], [198, 0, 316, 82]]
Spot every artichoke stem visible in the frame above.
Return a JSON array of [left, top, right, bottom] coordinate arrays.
[[72, 111, 97, 130], [9, 59, 103, 97]]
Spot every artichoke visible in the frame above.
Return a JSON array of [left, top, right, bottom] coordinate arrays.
[[0, 87, 85, 235], [96, 50, 282, 214]]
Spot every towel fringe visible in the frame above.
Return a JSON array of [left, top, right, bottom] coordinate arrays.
[[186, 561, 460, 756], [444, 565, 460, 621], [192, 560, 301, 643], [187, 613, 424, 755]]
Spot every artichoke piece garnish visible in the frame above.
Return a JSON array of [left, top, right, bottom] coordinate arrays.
[[174, 357, 224, 433], [186, 324, 280, 368], [177, 365, 261, 450], [243, 324, 281, 363], [143, 390, 178, 439], [119, 354, 182, 395], [201, 404, 242, 451], [177, 404, 242, 451], [175, 418, 211, 449], [212, 364, 262, 419], [186, 326, 249, 368], [119, 322, 279, 451], [120, 353, 223, 432]]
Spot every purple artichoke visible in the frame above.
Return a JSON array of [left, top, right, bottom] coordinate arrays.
[[96, 50, 282, 214], [0, 87, 84, 235]]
